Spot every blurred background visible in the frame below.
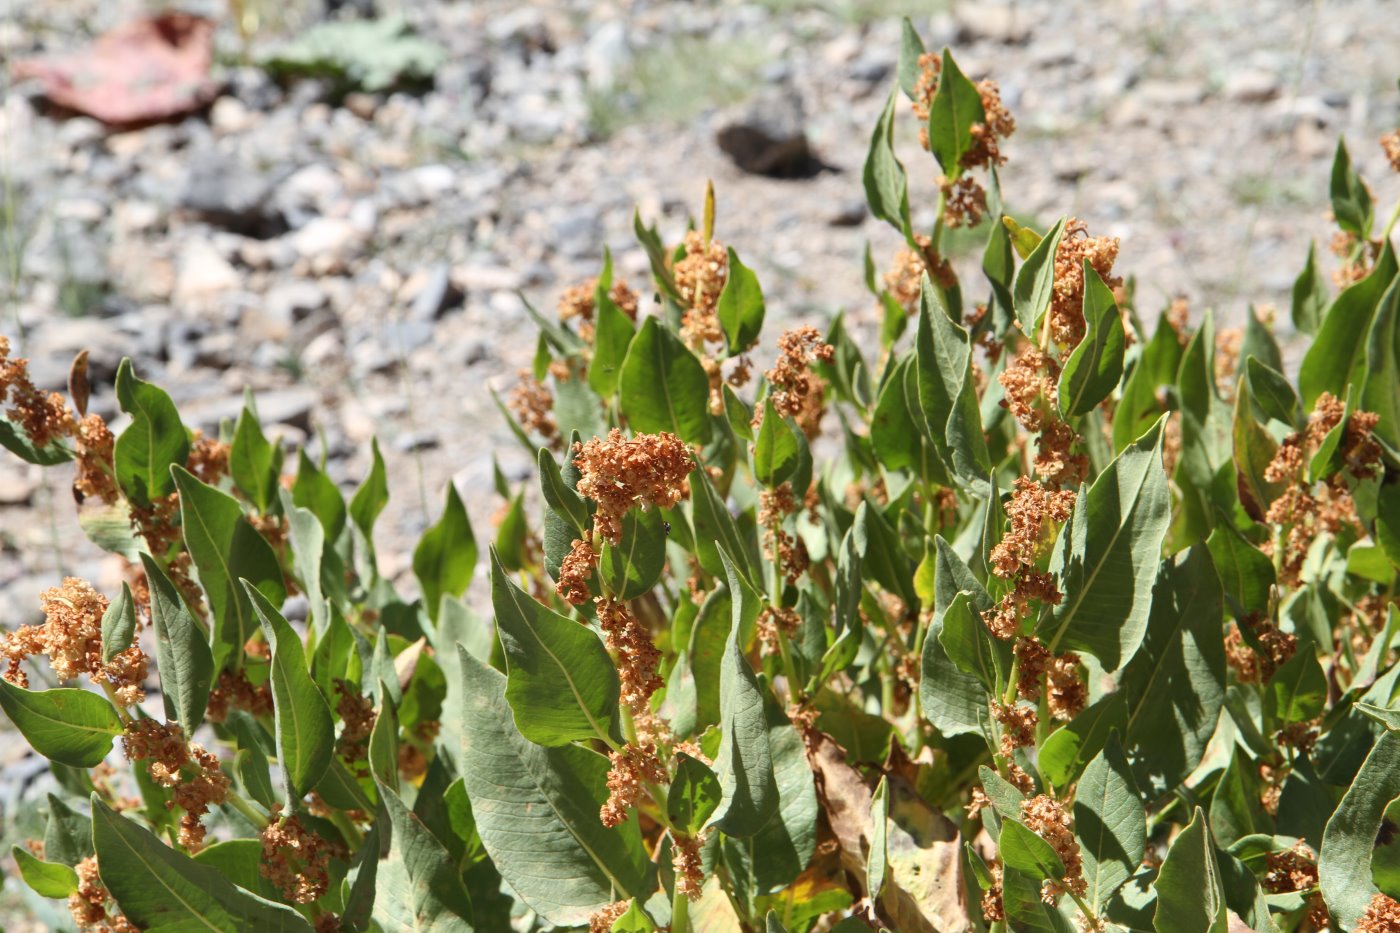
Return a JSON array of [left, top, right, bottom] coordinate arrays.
[[1, 0, 1398, 925]]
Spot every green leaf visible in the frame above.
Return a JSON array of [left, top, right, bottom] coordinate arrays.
[[938, 591, 1008, 691], [690, 466, 759, 585], [92, 796, 312, 931], [1330, 138, 1374, 237], [863, 87, 913, 243], [142, 553, 214, 733], [870, 357, 924, 474], [1120, 546, 1225, 797], [669, 753, 723, 833], [1042, 417, 1171, 670], [1209, 747, 1271, 849], [1038, 693, 1127, 788], [1320, 731, 1400, 928], [281, 487, 333, 632], [374, 779, 476, 932], [925, 47, 986, 177], [1291, 241, 1329, 337], [896, 18, 925, 100], [349, 437, 389, 541], [717, 247, 765, 356], [1362, 279, 1400, 452], [539, 445, 591, 536], [12, 846, 78, 897], [113, 358, 188, 506], [1114, 314, 1184, 452], [1231, 378, 1286, 520], [753, 399, 801, 487], [1206, 521, 1275, 619], [1240, 305, 1283, 378], [600, 507, 668, 600], [0, 413, 73, 464], [1058, 262, 1126, 416], [1267, 647, 1326, 725], [1244, 356, 1303, 429], [1151, 807, 1227, 933], [173, 465, 287, 671], [490, 550, 618, 746], [868, 777, 889, 898], [999, 819, 1065, 884], [1298, 241, 1397, 408], [921, 538, 993, 737], [413, 481, 478, 621], [456, 646, 648, 926], [1075, 733, 1146, 910], [244, 582, 335, 802], [589, 286, 637, 398], [191, 839, 282, 901], [735, 683, 819, 892], [43, 793, 93, 867], [619, 316, 712, 445], [292, 449, 347, 543], [100, 582, 137, 664], [1013, 217, 1066, 338], [492, 492, 529, 573], [916, 280, 990, 493], [230, 404, 278, 513], [710, 550, 780, 837]]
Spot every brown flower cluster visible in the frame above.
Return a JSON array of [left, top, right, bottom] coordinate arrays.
[[1009, 637, 1082, 719], [757, 606, 801, 658], [186, 432, 230, 486], [759, 482, 809, 587], [1021, 795, 1086, 903], [556, 536, 599, 606], [69, 857, 137, 933], [122, 719, 230, 849], [980, 861, 1005, 922], [260, 809, 344, 904], [2, 577, 148, 706], [589, 901, 630, 933], [1049, 218, 1122, 349], [940, 173, 988, 228], [574, 429, 693, 543], [1331, 229, 1381, 288], [334, 680, 376, 771], [674, 231, 729, 347], [911, 52, 942, 133], [964, 80, 1016, 170], [982, 479, 1075, 639], [600, 742, 667, 828], [885, 234, 957, 312], [1383, 130, 1400, 173], [1224, 617, 1297, 684], [1358, 893, 1400, 933], [762, 326, 835, 440], [206, 669, 273, 723], [596, 598, 662, 713], [508, 369, 559, 449], [992, 700, 1037, 759], [559, 277, 641, 343], [673, 831, 707, 900], [998, 349, 1088, 486]]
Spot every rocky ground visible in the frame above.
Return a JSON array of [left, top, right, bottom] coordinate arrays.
[[0, 0, 1398, 919], [4, 0, 1400, 647]]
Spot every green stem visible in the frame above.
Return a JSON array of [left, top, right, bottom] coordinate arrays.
[[225, 788, 271, 829], [327, 807, 364, 848], [98, 680, 133, 726], [1383, 196, 1400, 242], [670, 881, 691, 933]]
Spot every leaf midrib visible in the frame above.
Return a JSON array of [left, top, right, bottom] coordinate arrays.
[[506, 587, 610, 742]]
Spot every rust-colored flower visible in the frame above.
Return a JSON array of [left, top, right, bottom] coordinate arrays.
[[573, 428, 692, 544], [600, 743, 667, 828], [596, 597, 662, 713], [1021, 794, 1086, 902], [761, 326, 835, 440], [68, 856, 137, 933]]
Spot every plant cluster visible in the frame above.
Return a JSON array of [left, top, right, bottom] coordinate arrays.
[[4, 22, 1400, 933]]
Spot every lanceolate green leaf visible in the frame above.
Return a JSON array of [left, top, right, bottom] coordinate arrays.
[[690, 465, 760, 585], [1058, 262, 1126, 416], [1330, 137, 1373, 237], [1012, 217, 1066, 338], [456, 647, 648, 926], [1320, 731, 1400, 929], [100, 581, 137, 664], [490, 550, 619, 746], [413, 481, 478, 621], [868, 777, 889, 898], [710, 550, 780, 837], [113, 358, 188, 506], [1231, 377, 1286, 520], [349, 436, 390, 541], [43, 793, 94, 866], [863, 86, 913, 244], [230, 404, 278, 514], [244, 582, 335, 802], [1114, 314, 1184, 452], [292, 449, 347, 543], [717, 247, 765, 356], [915, 280, 990, 493], [1074, 733, 1146, 911], [999, 819, 1065, 883], [13, 846, 78, 897], [142, 553, 214, 733], [1151, 807, 1227, 933], [173, 466, 286, 671], [1042, 417, 1170, 670], [1298, 240, 1396, 408], [619, 316, 712, 445], [1291, 241, 1328, 337], [938, 591, 1008, 692], [736, 684, 819, 892], [374, 779, 476, 932], [1120, 547, 1225, 797], [92, 796, 312, 931], [599, 507, 668, 599], [753, 399, 800, 487], [1361, 278, 1400, 452], [0, 679, 121, 767], [925, 47, 985, 177], [588, 285, 637, 398]]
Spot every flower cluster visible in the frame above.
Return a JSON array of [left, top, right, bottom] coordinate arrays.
[[573, 429, 693, 544], [998, 349, 1088, 487], [674, 231, 729, 348], [596, 597, 663, 714], [1048, 218, 1122, 349], [599, 742, 667, 828], [885, 234, 956, 314], [68, 857, 137, 933], [589, 901, 630, 933], [1358, 893, 1400, 933], [206, 669, 273, 722], [558, 276, 641, 343], [1021, 795, 1086, 903], [508, 369, 559, 449], [260, 809, 344, 904], [2, 577, 148, 706], [761, 326, 834, 439], [122, 719, 229, 849], [759, 482, 809, 588]]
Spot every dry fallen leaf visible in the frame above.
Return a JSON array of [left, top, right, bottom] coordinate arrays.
[[12, 13, 220, 126]]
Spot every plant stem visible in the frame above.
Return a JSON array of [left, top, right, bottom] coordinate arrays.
[[670, 881, 691, 933], [225, 787, 271, 829], [98, 680, 133, 726]]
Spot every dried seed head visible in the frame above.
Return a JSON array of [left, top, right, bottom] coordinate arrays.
[[260, 811, 343, 904], [589, 901, 630, 933], [600, 743, 667, 828], [1384, 130, 1400, 173], [508, 370, 559, 449], [596, 598, 663, 713], [1021, 794, 1087, 901], [573, 429, 692, 544], [673, 831, 707, 900], [68, 856, 137, 933], [1050, 218, 1122, 350], [762, 326, 835, 440], [555, 538, 599, 605], [1358, 893, 1400, 933]]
